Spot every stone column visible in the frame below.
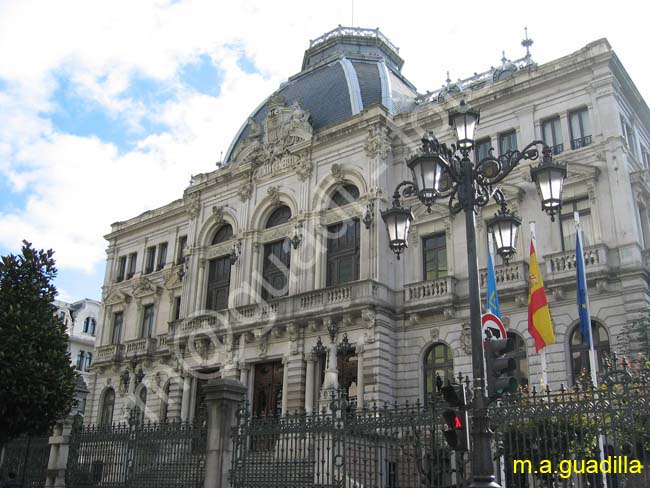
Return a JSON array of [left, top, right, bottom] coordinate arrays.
[[239, 364, 249, 389], [194, 258, 206, 311], [203, 379, 247, 488], [281, 355, 290, 416], [180, 373, 192, 421], [304, 353, 316, 414], [355, 344, 365, 408]]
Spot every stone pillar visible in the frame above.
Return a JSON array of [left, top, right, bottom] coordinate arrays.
[[194, 258, 206, 311], [45, 377, 88, 488], [281, 356, 289, 416], [304, 353, 316, 414], [355, 344, 365, 408], [203, 379, 247, 488], [180, 374, 192, 421], [239, 364, 249, 388]]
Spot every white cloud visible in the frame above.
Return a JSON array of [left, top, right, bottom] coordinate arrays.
[[0, 0, 648, 287]]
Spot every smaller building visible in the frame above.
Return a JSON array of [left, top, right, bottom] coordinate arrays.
[[54, 298, 101, 414]]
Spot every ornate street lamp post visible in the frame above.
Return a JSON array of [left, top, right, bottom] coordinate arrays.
[[382, 100, 566, 488]]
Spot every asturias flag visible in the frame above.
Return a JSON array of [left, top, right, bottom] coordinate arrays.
[[486, 252, 501, 318], [528, 241, 556, 352], [576, 228, 591, 347]]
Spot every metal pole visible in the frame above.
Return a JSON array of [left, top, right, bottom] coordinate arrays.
[[460, 155, 500, 488]]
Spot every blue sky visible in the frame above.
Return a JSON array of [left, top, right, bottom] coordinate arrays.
[[0, 0, 648, 303]]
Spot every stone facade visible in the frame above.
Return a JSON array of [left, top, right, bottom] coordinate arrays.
[[87, 28, 650, 425]]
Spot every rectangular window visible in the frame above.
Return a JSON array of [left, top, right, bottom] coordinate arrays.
[[542, 117, 564, 154], [422, 233, 448, 281], [559, 198, 593, 251], [498, 130, 517, 155], [173, 296, 181, 321], [475, 138, 492, 161], [145, 246, 156, 274], [116, 256, 127, 282], [177, 235, 188, 264], [112, 312, 123, 344], [76, 351, 85, 370], [84, 352, 92, 371], [326, 219, 360, 286], [621, 115, 638, 158], [569, 108, 592, 149], [262, 240, 291, 300], [642, 147, 650, 169], [157, 242, 168, 271], [141, 304, 155, 338], [127, 253, 137, 279], [206, 256, 231, 310]]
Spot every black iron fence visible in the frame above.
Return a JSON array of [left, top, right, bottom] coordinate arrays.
[[231, 396, 467, 488], [0, 434, 50, 488], [66, 417, 207, 488], [231, 356, 650, 488]]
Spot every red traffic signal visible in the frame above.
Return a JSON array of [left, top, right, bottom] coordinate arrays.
[[441, 383, 470, 451]]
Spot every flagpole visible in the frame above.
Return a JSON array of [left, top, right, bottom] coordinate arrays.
[[530, 221, 548, 385], [574, 212, 598, 387]]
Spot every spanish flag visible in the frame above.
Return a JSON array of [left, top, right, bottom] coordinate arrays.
[[528, 241, 555, 352]]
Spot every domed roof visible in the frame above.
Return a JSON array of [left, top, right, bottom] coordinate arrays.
[[225, 27, 417, 163]]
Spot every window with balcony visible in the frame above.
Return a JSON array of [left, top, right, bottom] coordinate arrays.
[[559, 198, 593, 251], [112, 312, 123, 344], [206, 257, 231, 310], [127, 252, 137, 279], [507, 332, 528, 387], [116, 256, 127, 282], [569, 108, 592, 150], [84, 352, 92, 371], [176, 235, 188, 264], [262, 240, 290, 300], [173, 296, 181, 321], [423, 343, 453, 401], [570, 321, 610, 384], [145, 246, 156, 274], [475, 138, 492, 162], [498, 130, 517, 155], [99, 388, 115, 426], [157, 242, 168, 271], [422, 233, 447, 281], [542, 116, 564, 155], [141, 304, 155, 338], [621, 115, 638, 158], [326, 219, 360, 286]]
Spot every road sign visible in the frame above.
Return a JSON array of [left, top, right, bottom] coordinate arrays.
[[482, 313, 507, 342]]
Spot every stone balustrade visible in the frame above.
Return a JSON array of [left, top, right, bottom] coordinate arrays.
[[479, 260, 528, 294], [124, 337, 157, 358], [404, 276, 456, 308], [544, 243, 609, 279], [94, 344, 124, 364]]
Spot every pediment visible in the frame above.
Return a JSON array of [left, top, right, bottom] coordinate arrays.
[[565, 162, 600, 186], [131, 277, 163, 299], [163, 268, 182, 290], [104, 288, 132, 306]]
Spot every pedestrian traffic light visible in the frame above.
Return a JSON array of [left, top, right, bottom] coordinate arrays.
[[440, 382, 470, 451], [485, 336, 518, 399]]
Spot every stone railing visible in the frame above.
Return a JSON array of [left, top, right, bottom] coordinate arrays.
[[544, 243, 609, 278], [479, 260, 528, 293], [295, 280, 391, 315], [95, 344, 124, 364], [404, 276, 456, 306], [157, 333, 170, 351], [124, 337, 157, 358]]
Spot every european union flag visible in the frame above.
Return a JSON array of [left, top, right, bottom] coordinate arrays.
[[576, 229, 591, 347], [486, 252, 501, 318]]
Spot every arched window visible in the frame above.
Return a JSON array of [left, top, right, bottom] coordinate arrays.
[[211, 224, 233, 245], [133, 386, 147, 425], [570, 321, 610, 383], [329, 184, 360, 208], [160, 381, 172, 422], [507, 332, 529, 387], [99, 388, 115, 427], [423, 343, 454, 400], [265, 206, 291, 229]]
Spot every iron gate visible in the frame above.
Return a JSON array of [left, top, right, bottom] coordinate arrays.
[[0, 434, 50, 488], [230, 395, 466, 488], [66, 417, 207, 487]]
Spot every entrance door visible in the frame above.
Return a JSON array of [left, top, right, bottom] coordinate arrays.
[[252, 361, 284, 417]]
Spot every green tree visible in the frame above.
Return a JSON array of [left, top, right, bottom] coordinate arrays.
[[0, 241, 77, 444]]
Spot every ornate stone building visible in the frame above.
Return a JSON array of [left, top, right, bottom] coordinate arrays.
[[87, 26, 650, 425]]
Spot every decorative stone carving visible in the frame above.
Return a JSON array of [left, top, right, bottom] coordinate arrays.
[[460, 323, 472, 354], [212, 206, 225, 225], [185, 192, 201, 220], [430, 327, 439, 341], [443, 307, 455, 319], [258, 334, 269, 358], [104, 288, 132, 307], [552, 287, 565, 301], [163, 267, 182, 291], [409, 314, 420, 327], [267, 186, 281, 205], [294, 154, 313, 181], [364, 124, 391, 159], [595, 279, 607, 294], [361, 309, 376, 343], [331, 163, 345, 183], [132, 277, 162, 302], [238, 179, 253, 202]]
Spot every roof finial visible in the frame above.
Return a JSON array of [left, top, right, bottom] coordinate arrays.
[[501, 50, 508, 65], [445, 71, 451, 85], [522, 26, 534, 63]]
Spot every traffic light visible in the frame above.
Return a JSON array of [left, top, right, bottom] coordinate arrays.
[[485, 336, 518, 398], [440, 382, 470, 451]]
